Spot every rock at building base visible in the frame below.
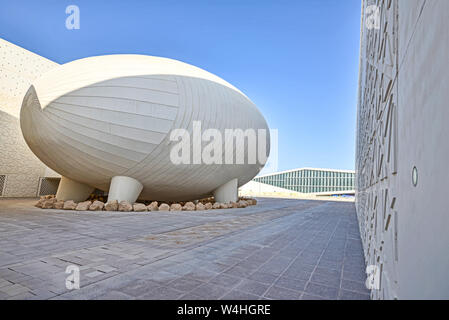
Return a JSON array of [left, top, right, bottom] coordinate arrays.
[[170, 203, 183, 211], [205, 202, 213, 210], [63, 200, 77, 210], [89, 200, 104, 211], [105, 200, 118, 211], [183, 202, 196, 211], [159, 203, 170, 211], [133, 203, 147, 212], [237, 200, 248, 208], [53, 200, 65, 209], [147, 201, 158, 211], [42, 198, 57, 209], [75, 201, 92, 211], [196, 203, 205, 210], [118, 201, 133, 212]]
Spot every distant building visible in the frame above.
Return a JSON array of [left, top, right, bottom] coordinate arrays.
[[253, 168, 355, 194]]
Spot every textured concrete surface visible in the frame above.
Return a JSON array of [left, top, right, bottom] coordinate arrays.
[[0, 38, 60, 198], [357, 0, 449, 299], [0, 198, 369, 300]]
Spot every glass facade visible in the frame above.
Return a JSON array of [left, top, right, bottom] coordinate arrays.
[[253, 168, 355, 194]]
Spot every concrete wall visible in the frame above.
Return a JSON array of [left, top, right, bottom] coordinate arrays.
[[0, 39, 59, 197], [356, 0, 449, 299]]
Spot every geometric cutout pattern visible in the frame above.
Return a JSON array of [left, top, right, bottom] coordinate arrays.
[[356, 0, 399, 300]]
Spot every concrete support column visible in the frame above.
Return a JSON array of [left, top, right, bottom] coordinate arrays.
[[213, 178, 238, 203], [56, 176, 94, 202], [107, 176, 143, 203]]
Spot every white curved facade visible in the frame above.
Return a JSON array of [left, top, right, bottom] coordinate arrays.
[[20, 55, 270, 202]]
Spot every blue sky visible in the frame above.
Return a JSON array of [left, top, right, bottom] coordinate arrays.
[[0, 0, 361, 172]]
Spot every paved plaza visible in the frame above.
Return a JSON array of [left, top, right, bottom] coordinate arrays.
[[0, 198, 370, 300]]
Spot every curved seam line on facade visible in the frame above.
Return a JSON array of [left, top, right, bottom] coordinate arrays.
[[50, 101, 177, 122], [142, 76, 194, 184], [120, 76, 182, 178], [45, 107, 171, 136], [59, 94, 179, 109], [28, 113, 115, 185], [40, 110, 149, 159], [39, 109, 159, 150], [38, 111, 138, 171], [87, 85, 179, 95]]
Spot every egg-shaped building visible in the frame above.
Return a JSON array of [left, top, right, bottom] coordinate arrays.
[[20, 55, 269, 203]]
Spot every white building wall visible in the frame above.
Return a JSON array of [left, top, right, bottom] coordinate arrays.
[[0, 39, 59, 197], [356, 0, 449, 299]]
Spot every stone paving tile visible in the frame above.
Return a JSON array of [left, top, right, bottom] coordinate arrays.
[[0, 279, 12, 288], [27, 288, 57, 300], [85, 271, 104, 278], [184, 269, 220, 283], [198, 261, 231, 274], [223, 265, 256, 278], [221, 290, 261, 300], [338, 289, 371, 300], [138, 286, 184, 300], [342, 267, 367, 283], [208, 273, 243, 288], [168, 278, 204, 292], [95, 265, 117, 273], [247, 271, 279, 285], [274, 277, 307, 292], [309, 273, 341, 289], [317, 259, 343, 271], [213, 256, 241, 267], [341, 279, 370, 294], [188, 283, 231, 300], [301, 293, 326, 300], [235, 279, 271, 296], [140, 270, 179, 285], [0, 198, 367, 300], [94, 290, 136, 300], [282, 268, 313, 281], [178, 292, 210, 300], [310, 267, 342, 288], [234, 259, 265, 271], [7, 291, 36, 300], [304, 283, 339, 300], [0, 283, 30, 296], [117, 279, 160, 297], [263, 286, 302, 300]]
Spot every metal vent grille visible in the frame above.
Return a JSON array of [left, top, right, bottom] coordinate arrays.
[[0, 175, 6, 197], [38, 177, 61, 197]]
